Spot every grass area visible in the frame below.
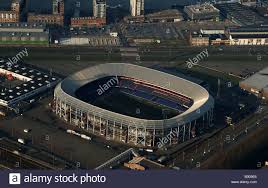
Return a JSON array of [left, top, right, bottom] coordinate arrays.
[[91, 89, 179, 120], [0, 40, 48, 45], [160, 61, 242, 95]]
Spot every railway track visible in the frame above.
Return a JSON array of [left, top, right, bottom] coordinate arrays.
[[0, 138, 65, 170]]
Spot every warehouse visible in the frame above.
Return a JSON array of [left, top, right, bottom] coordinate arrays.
[[0, 22, 47, 33], [0, 32, 49, 45], [145, 9, 184, 23], [215, 3, 266, 26], [60, 27, 120, 46], [0, 22, 49, 45], [184, 3, 220, 21], [0, 60, 60, 107], [240, 67, 268, 100], [228, 26, 268, 45]]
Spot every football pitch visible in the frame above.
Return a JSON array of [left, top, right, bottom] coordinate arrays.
[[91, 88, 179, 120]]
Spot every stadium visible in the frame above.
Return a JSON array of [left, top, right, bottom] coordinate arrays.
[[53, 63, 214, 148]]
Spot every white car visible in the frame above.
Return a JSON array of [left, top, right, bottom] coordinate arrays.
[[23, 129, 31, 133]]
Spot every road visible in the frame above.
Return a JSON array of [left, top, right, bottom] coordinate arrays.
[[168, 108, 268, 169], [0, 138, 61, 170]]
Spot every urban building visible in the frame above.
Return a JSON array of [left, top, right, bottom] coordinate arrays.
[[52, 0, 65, 15], [228, 26, 268, 45], [28, 14, 64, 26], [229, 34, 268, 45], [60, 27, 120, 46], [239, 0, 257, 6], [184, 3, 220, 21], [0, 11, 20, 23], [210, 34, 230, 45], [123, 15, 145, 24], [93, 0, 106, 18], [11, 0, 24, 12], [0, 22, 47, 33], [256, 6, 268, 17], [0, 0, 24, 23], [189, 32, 210, 46], [145, 9, 184, 23], [214, 0, 240, 3], [240, 67, 268, 100], [228, 26, 268, 35], [0, 22, 49, 45], [70, 0, 106, 28], [70, 17, 106, 28], [27, 0, 64, 26], [215, 3, 266, 26], [124, 9, 184, 24], [130, 0, 145, 17], [0, 32, 49, 45]]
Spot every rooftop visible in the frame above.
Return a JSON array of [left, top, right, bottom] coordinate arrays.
[[0, 32, 48, 38], [240, 67, 268, 91], [215, 3, 267, 26], [0, 60, 60, 104], [0, 22, 46, 29], [185, 3, 219, 13], [146, 9, 183, 18]]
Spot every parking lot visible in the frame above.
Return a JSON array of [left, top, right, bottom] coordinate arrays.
[[0, 97, 124, 169]]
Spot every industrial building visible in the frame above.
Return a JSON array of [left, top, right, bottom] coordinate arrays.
[[60, 27, 120, 46], [53, 63, 214, 148], [0, 22, 49, 45], [0, 32, 49, 45], [93, 0, 106, 18], [229, 34, 268, 45], [0, 22, 47, 33], [189, 26, 268, 46], [210, 34, 230, 45], [145, 9, 184, 23], [239, 0, 257, 6], [130, 0, 145, 17], [184, 3, 220, 21], [215, 3, 266, 26], [70, 17, 106, 28], [189, 31, 210, 46], [228, 26, 268, 45], [240, 67, 268, 100], [0, 61, 60, 107], [121, 22, 180, 44], [256, 6, 268, 17], [228, 26, 268, 35], [0, 0, 24, 23], [124, 9, 184, 24], [27, 0, 64, 26]]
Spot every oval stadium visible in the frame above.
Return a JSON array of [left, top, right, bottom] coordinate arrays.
[[53, 63, 214, 148]]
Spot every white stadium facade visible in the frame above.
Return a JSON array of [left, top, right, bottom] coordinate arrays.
[[53, 63, 214, 148]]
